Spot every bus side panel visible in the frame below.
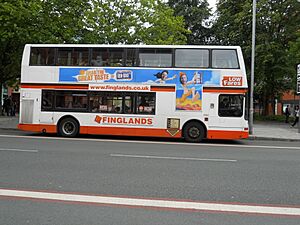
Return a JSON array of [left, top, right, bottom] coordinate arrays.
[[21, 66, 58, 84], [19, 89, 41, 125], [18, 88, 57, 133]]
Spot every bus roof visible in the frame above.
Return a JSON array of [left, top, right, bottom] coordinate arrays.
[[25, 44, 241, 50]]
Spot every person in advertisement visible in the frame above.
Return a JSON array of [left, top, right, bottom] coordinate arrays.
[[154, 70, 176, 84], [179, 72, 200, 104]]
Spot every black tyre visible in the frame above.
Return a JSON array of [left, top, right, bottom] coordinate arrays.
[[58, 117, 79, 137], [183, 122, 205, 142]]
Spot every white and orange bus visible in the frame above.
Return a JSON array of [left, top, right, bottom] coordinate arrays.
[[19, 44, 248, 142]]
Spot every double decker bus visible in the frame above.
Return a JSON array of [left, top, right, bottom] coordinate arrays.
[[18, 44, 249, 142]]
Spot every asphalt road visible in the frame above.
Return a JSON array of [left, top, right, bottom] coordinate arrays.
[[0, 130, 300, 225]]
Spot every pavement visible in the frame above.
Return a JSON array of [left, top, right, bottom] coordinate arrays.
[[0, 115, 300, 141]]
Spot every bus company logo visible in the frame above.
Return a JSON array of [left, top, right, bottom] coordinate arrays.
[[94, 115, 153, 126], [222, 76, 243, 86], [74, 69, 111, 82]]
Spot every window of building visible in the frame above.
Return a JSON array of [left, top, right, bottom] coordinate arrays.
[[218, 94, 244, 117], [30, 47, 55, 66], [175, 49, 209, 68], [212, 49, 239, 69]]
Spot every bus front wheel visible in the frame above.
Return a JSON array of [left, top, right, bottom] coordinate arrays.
[[58, 117, 79, 137], [183, 122, 205, 142]]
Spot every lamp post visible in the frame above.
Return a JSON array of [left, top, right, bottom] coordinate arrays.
[[249, 0, 256, 135]]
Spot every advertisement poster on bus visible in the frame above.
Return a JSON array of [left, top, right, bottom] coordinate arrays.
[[59, 68, 220, 111]]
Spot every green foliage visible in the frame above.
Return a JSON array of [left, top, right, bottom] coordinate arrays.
[[37, 0, 91, 43], [83, 0, 188, 44], [287, 31, 300, 90], [253, 113, 292, 123], [168, 0, 211, 44], [213, 0, 300, 115], [0, 0, 40, 85]]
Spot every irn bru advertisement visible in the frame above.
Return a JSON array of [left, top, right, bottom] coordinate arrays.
[[59, 68, 222, 111]]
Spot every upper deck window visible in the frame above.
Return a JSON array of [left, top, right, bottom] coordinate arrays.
[[91, 48, 124, 67], [91, 48, 108, 66], [108, 48, 124, 67], [125, 48, 137, 66], [30, 47, 55, 66], [138, 49, 172, 67], [175, 49, 209, 68], [212, 49, 239, 69], [56, 48, 89, 66], [73, 48, 89, 66], [57, 48, 72, 66]]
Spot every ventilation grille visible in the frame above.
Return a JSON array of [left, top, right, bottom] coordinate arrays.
[[20, 99, 34, 124]]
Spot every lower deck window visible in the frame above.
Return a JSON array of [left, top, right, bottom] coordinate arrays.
[[55, 91, 88, 111], [218, 94, 244, 117], [42, 90, 156, 115]]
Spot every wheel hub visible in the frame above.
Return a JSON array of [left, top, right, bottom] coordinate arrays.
[[63, 122, 75, 135], [189, 127, 200, 138]]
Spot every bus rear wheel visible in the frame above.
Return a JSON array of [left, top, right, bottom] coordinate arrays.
[[183, 122, 205, 142], [58, 117, 79, 137]]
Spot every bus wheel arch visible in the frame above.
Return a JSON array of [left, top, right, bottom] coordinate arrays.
[[57, 116, 80, 137], [182, 120, 207, 142]]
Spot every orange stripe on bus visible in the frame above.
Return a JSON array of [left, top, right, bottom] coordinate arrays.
[[83, 126, 181, 138], [150, 87, 175, 92], [18, 124, 57, 133], [207, 130, 249, 139], [203, 88, 247, 93], [19, 124, 249, 140], [20, 84, 89, 90], [18, 124, 182, 138]]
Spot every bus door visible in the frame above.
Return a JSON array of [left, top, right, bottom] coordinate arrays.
[[40, 90, 54, 124], [217, 94, 244, 129], [208, 94, 244, 130]]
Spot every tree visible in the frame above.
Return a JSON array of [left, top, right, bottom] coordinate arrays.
[[213, 0, 300, 115], [0, 0, 39, 108], [36, 0, 91, 43], [83, 0, 188, 44], [0, 0, 188, 110], [168, 0, 212, 44], [287, 31, 300, 91]]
